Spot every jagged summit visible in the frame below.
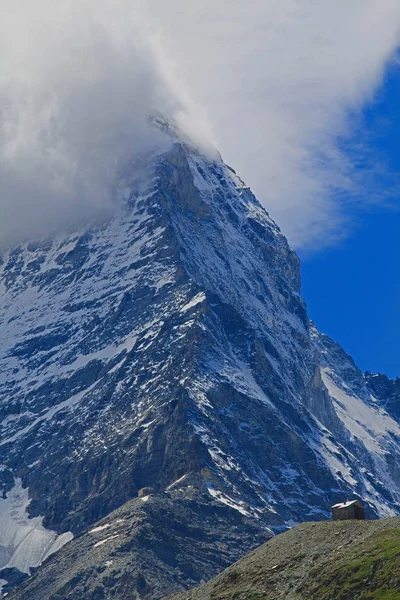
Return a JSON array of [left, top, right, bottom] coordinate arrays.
[[149, 112, 182, 141], [1, 141, 400, 597]]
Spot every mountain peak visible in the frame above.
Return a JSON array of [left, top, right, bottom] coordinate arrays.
[[2, 142, 400, 597]]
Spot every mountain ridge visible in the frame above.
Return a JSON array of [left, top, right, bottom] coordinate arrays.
[[0, 136, 400, 597]]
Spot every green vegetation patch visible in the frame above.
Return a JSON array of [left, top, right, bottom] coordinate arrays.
[[306, 529, 400, 600]]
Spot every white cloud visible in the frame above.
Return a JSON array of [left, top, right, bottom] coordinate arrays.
[[0, 0, 207, 247], [146, 0, 400, 250], [1, 1, 399, 250]]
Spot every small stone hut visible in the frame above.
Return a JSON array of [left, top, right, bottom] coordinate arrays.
[[138, 487, 155, 498], [331, 500, 365, 521]]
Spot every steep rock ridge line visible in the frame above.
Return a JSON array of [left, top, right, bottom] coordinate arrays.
[[0, 135, 400, 596]]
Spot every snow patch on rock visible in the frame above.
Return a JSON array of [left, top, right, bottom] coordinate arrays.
[[0, 479, 73, 575], [93, 534, 119, 549], [89, 524, 111, 534]]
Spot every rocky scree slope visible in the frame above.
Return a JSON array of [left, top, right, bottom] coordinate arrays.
[[8, 480, 266, 600], [1, 137, 400, 596], [168, 517, 400, 600]]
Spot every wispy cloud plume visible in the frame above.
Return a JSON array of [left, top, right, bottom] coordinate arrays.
[[147, 0, 400, 250], [1, 1, 400, 250]]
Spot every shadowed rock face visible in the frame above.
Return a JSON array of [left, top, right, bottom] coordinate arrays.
[[2, 138, 400, 597], [365, 371, 400, 420]]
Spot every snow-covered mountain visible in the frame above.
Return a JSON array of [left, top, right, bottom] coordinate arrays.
[[1, 134, 400, 597]]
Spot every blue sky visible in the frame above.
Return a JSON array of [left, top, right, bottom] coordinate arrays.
[[301, 62, 400, 378]]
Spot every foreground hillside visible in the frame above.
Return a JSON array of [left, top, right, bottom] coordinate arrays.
[[168, 518, 400, 600]]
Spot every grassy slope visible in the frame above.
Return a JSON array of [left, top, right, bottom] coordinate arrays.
[[167, 518, 400, 600]]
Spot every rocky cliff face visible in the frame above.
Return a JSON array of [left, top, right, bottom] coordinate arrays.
[[1, 135, 400, 597], [365, 371, 400, 420]]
